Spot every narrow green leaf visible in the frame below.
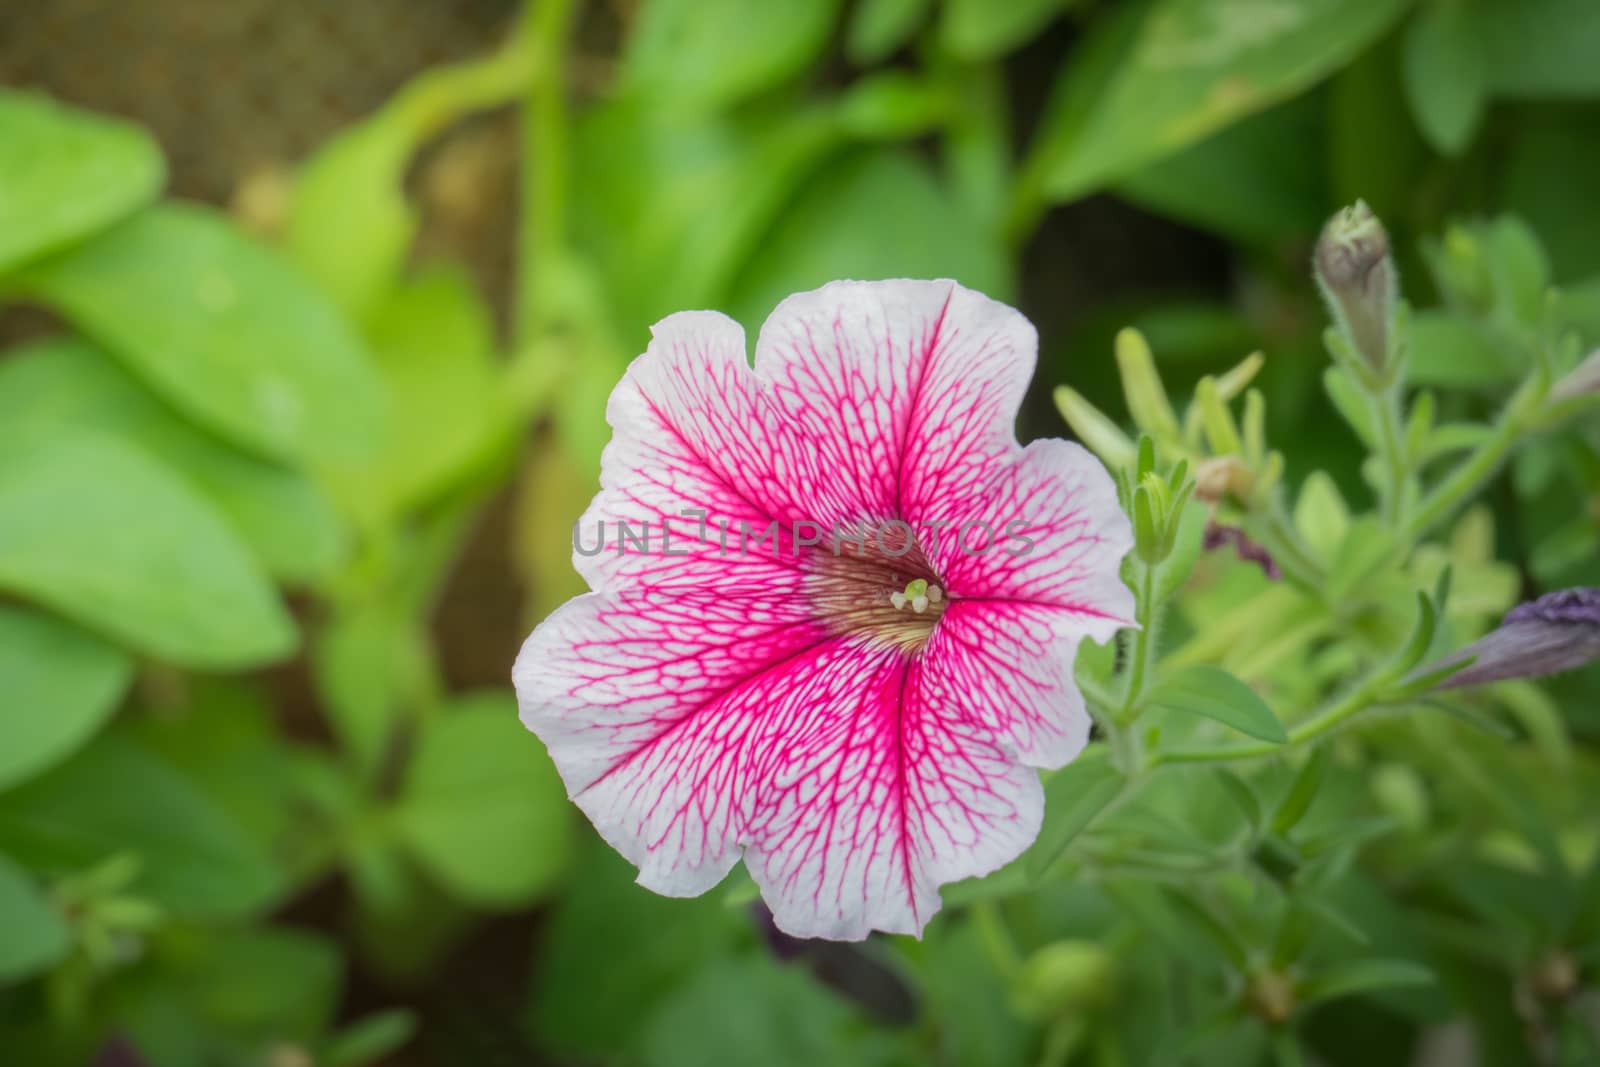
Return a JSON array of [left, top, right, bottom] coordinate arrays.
[[323, 1010, 418, 1067], [847, 0, 932, 64], [1392, 592, 1438, 676], [0, 338, 345, 582], [13, 203, 385, 464], [1146, 665, 1288, 744], [396, 691, 574, 907], [0, 852, 71, 981], [0, 429, 295, 668], [0, 605, 131, 791], [1402, 0, 1486, 156], [1272, 746, 1329, 835], [0, 89, 164, 270], [1213, 768, 1263, 835], [1026, 750, 1125, 878], [941, 0, 1066, 60], [1297, 958, 1433, 1004]]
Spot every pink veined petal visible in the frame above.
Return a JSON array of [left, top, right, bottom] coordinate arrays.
[[920, 599, 1095, 768], [753, 279, 1038, 524], [929, 438, 1135, 638], [514, 588, 1044, 940]]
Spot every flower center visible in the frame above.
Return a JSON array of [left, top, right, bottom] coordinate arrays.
[[802, 526, 948, 653]]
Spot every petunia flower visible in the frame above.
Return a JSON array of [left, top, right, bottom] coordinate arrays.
[[513, 279, 1134, 940], [1433, 586, 1600, 690]]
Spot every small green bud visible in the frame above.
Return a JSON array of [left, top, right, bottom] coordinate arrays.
[[1115, 328, 1182, 445], [1315, 201, 1397, 378], [1054, 386, 1136, 470], [1194, 376, 1243, 456], [1011, 941, 1115, 1021], [1550, 348, 1600, 405]]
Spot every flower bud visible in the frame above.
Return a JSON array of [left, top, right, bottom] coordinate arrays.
[[1315, 201, 1397, 378], [1550, 348, 1600, 405], [1432, 587, 1600, 689], [1115, 328, 1181, 445], [1010, 940, 1115, 1021]]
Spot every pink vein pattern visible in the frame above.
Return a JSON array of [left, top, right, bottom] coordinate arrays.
[[514, 279, 1134, 940]]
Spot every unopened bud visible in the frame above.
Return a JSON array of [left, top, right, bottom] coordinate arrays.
[[1431, 587, 1600, 689], [1115, 328, 1181, 445], [1316, 201, 1397, 378], [1550, 348, 1600, 405], [1011, 941, 1115, 1021]]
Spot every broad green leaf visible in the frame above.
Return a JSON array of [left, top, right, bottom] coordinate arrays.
[[332, 266, 505, 516], [0, 605, 131, 791], [941, 0, 1067, 60], [0, 89, 164, 270], [13, 202, 385, 464], [106, 925, 342, 1067], [1294, 471, 1351, 564], [1407, 310, 1518, 387], [727, 148, 1011, 330], [285, 116, 417, 322], [0, 429, 295, 668], [0, 852, 70, 981], [624, 0, 842, 112], [1117, 94, 1329, 241], [0, 733, 283, 919], [847, 0, 932, 64], [396, 691, 573, 907], [1478, 0, 1600, 97], [1297, 958, 1434, 1003], [1402, 0, 1486, 155], [1026, 748, 1125, 877], [1027, 0, 1409, 202], [0, 338, 344, 582], [1146, 665, 1287, 743]]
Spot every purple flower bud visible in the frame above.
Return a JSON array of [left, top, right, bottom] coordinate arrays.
[[1550, 348, 1600, 404], [1315, 201, 1397, 376], [1435, 587, 1600, 689], [1202, 522, 1281, 580]]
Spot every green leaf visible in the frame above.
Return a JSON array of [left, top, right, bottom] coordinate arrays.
[[1297, 958, 1434, 1003], [285, 116, 418, 322], [323, 1010, 418, 1067], [941, 0, 1067, 60], [12, 202, 384, 464], [1272, 746, 1329, 835], [0, 429, 295, 668], [0, 605, 131, 792], [0, 733, 283, 920], [1326, 516, 1398, 604], [847, 0, 932, 64], [1146, 665, 1288, 743], [0, 89, 164, 270], [1503, 113, 1600, 281], [0, 338, 344, 582], [1026, 749, 1125, 878], [1116, 96, 1328, 241], [726, 148, 1011, 329], [396, 691, 573, 907], [0, 851, 71, 981], [1477, 0, 1600, 97], [1027, 0, 1409, 203], [1402, 0, 1486, 155], [623, 0, 842, 112], [1406, 310, 1519, 387], [330, 265, 505, 517]]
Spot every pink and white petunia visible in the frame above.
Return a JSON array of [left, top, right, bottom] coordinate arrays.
[[513, 279, 1134, 940]]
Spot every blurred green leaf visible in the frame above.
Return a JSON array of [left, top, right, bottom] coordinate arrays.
[[1147, 665, 1288, 743], [0, 851, 70, 981], [1402, 0, 1486, 155], [285, 117, 417, 322], [1026, 0, 1409, 203], [0, 733, 283, 920], [0, 605, 131, 792], [0, 338, 344, 582], [0, 89, 164, 270], [940, 0, 1068, 60], [1406, 310, 1519, 387], [334, 265, 505, 516], [623, 0, 842, 112], [322, 1010, 417, 1067], [1477, 0, 1600, 97], [1297, 958, 1434, 1004], [1326, 517, 1398, 604], [1117, 95, 1329, 241], [107, 925, 342, 1067], [1027, 748, 1125, 878], [396, 691, 573, 907], [839, 72, 951, 140], [635, 957, 901, 1067], [847, 0, 931, 64], [727, 148, 1010, 329], [0, 429, 294, 668], [1503, 108, 1600, 281], [13, 203, 385, 464]]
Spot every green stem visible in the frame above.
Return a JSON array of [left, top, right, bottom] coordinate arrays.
[[1152, 670, 1389, 766], [1404, 377, 1541, 542], [1115, 563, 1158, 725], [515, 0, 579, 344], [972, 900, 1021, 978], [1367, 386, 1410, 527], [388, 28, 537, 142]]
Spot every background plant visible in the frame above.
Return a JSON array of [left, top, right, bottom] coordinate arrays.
[[1, 1, 1598, 1064]]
